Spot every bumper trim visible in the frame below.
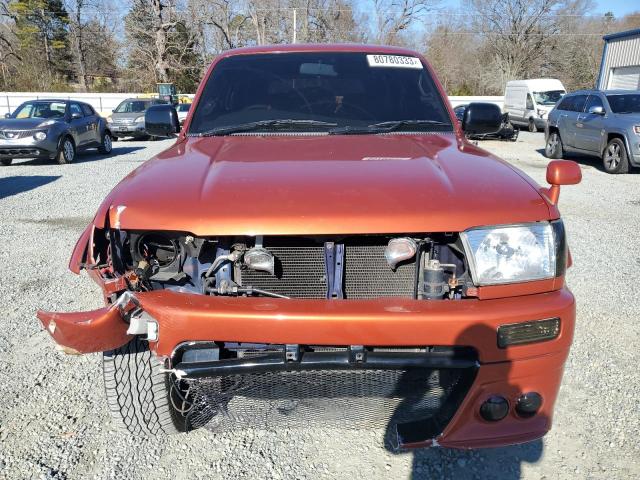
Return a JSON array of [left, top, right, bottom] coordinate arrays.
[[174, 350, 479, 379]]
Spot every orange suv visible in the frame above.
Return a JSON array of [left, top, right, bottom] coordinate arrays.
[[38, 45, 580, 449]]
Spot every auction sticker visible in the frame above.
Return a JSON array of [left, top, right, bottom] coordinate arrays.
[[366, 55, 422, 69]]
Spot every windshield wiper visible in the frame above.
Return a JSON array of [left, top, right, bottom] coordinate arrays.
[[194, 119, 337, 136], [329, 119, 451, 135]]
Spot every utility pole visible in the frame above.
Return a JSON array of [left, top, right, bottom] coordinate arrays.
[[292, 8, 297, 43]]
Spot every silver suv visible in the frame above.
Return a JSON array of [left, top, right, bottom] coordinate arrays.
[[545, 90, 640, 174]]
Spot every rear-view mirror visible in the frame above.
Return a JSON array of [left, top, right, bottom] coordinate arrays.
[[461, 103, 502, 135], [546, 160, 581, 204], [145, 104, 179, 138], [4, 113, 10, 118], [588, 105, 604, 115]]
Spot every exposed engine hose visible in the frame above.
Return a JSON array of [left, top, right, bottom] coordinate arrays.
[[204, 250, 242, 278]]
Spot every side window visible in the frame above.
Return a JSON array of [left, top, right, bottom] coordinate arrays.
[[69, 103, 84, 117], [526, 94, 534, 110], [81, 103, 94, 116], [584, 95, 603, 113], [570, 95, 587, 113], [557, 96, 573, 111]]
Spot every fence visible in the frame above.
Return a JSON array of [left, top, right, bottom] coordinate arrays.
[[1, 92, 504, 117]]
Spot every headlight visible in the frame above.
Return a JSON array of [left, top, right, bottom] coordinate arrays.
[[461, 222, 564, 285], [634, 125, 640, 135], [33, 131, 47, 141], [537, 109, 546, 117], [107, 116, 112, 123], [134, 116, 145, 123]]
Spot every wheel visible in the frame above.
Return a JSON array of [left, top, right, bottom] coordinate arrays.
[[528, 119, 537, 133], [602, 138, 629, 174], [56, 137, 76, 164], [103, 338, 186, 436], [545, 131, 563, 159], [0, 158, 12, 166], [98, 132, 113, 154]]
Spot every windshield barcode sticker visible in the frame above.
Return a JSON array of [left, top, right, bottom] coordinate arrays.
[[366, 55, 422, 69]]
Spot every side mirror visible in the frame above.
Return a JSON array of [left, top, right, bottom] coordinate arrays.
[[587, 105, 604, 115], [145, 104, 178, 137], [461, 102, 502, 135], [4, 113, 10, 118], [546, 160, 581, 205], [71, 112, 83, 120]]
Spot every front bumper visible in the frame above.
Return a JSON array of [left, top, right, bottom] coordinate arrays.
[[37, 287, 575, 448], [108, 122, 146, 137], [0, 139, 57, 158]]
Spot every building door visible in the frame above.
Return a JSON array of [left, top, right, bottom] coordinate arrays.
[[608, 66, 640, 90]]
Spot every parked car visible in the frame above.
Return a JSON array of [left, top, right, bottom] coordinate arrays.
[[107, 98, 168, 140], [0, 99, 112, 165], [38, 45, 581, 450], [453, 103, 518, 141], [545, 90, 640, 174], [504, 79, 566, 132], [176, 103, 191, 126]]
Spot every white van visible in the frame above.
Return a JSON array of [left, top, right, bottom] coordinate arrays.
[[504, 79, 566, 132]]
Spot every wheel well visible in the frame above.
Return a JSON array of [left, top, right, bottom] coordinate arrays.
[[548, 125, 560, 135], [604, 133, 627, 154], [104, 128, 112, 138], [60, 134, 75, 147]]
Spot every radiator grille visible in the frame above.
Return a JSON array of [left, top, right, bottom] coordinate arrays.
[[182, 367, 471, 435], [0, 129, 39, 140], [344, 244, 415, 299], [238, 246, 327, 298], [237, 239, 417, 299]]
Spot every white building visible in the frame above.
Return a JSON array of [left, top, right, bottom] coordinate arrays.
[[597, 28, 640, 90]]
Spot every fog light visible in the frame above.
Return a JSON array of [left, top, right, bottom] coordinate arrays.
[[33, 131, 46, 140], [480, 396, 509, 422], [515, 392, 542, 418], [497, 318, 560, 348]]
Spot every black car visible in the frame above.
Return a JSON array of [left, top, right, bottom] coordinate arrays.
[[0, 99, 113, 165]]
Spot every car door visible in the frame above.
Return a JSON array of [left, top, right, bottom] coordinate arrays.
[[559, 94, 587, 148], [68, 102, 90, 146], [81, 103, 101, 145], [575, 94, 606, 152]]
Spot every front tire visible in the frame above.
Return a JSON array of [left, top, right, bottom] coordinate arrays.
[[98, 132, 113, 154], [602, 138, 629, 174], [56, 137, 76, 164], [103, 338, 185, 436], [0, 158, 12, 166], [528, 119, 537, 133], [545, 131, 563, 159]]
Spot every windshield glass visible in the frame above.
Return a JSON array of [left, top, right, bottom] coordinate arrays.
[[13, 101, 66, 119], [532, 90, 565, 106], [114, 100, 150, 113], [189, 52, 452, 134], [178, 104, 191, 112], [606, 94, 640, 114]]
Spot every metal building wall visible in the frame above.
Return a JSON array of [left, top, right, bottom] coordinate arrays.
[[598, 33, 640, 90]]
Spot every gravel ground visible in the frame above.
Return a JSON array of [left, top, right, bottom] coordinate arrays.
[[0, 132, 638, 479]]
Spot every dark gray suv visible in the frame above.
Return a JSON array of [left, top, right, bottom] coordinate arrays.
[[545, 90, 640, 174], [0, 99, 113, 165], [107, 98, 168, 140]]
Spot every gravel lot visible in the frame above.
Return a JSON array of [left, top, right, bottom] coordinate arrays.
[[0, 132, 638, 479]]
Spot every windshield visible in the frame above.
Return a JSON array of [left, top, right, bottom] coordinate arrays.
[[606, 94, 640, 114], [189, 52, 453, 135], [178, 104, 191, 112], [532, 90, 565, 106], [114, 100, 150, 113], [12, 101, 66, 119]]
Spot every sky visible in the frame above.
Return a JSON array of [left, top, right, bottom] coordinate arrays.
[[440, 0, 639, 18]]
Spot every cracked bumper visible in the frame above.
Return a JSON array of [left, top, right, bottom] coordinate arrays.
[[37, 288, 574, 448]]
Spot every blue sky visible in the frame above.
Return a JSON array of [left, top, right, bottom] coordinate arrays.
[[440, 0, 639, 17]]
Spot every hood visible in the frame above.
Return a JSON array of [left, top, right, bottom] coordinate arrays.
[[612, 112, 640, 122], [97, 133, 552, 236], [0, 118, 58, 130]]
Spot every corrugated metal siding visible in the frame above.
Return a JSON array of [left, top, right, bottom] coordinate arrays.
[[599, 34, 640, 90]]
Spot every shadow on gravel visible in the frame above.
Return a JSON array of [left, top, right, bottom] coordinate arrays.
[[535, 148, 639, 174], [384, 322, 547, 479], [0, 175, 60, 200], [74, 146, 146, 163]]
